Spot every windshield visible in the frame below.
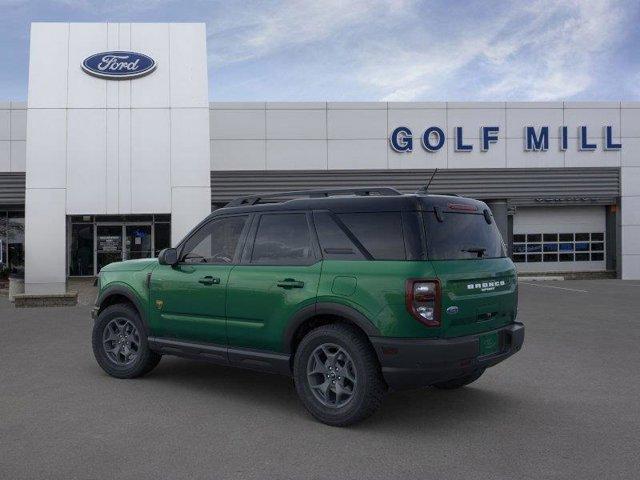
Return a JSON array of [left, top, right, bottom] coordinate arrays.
[[423, 211, 506, 260]]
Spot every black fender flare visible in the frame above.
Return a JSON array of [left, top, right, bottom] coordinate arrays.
[[95, 284, 150, 334], [282, 302, 381, 354]]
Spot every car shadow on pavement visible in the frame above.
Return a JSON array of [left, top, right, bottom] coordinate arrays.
[[369, 387, 523, 430], [105, 355, 527, 430]]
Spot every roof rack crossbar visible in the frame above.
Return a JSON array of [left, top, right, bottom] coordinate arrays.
[[226, 187, 402, 207]]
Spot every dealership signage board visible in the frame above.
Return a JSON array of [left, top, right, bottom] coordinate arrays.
[[82, 51, 156, 80], [390, 125, 622, 153]]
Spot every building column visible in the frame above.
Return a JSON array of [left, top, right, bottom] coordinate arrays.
[[620, 166, 640, 279], [170, 187, 211, 246], [24, 188, 66, 294], [486, 200, 509, 251]]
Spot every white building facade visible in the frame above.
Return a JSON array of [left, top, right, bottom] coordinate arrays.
[[0, 22, 639, 294]]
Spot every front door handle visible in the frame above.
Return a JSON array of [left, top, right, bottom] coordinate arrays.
[[198, 276, 220, 286], [277, 278, 305, 289]]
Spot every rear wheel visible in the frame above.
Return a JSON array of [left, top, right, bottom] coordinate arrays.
[[92, 304, 161, 379], [293, 324, 386, 426], [432, 369, 485, 390]]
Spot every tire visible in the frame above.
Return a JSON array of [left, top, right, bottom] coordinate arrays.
[[432, 368, 485, 390], [293, 324, 386, 427], [92, 303, 161, 379]]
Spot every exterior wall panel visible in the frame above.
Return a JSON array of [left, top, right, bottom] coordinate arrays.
[[66, 108, 107, 214], [0, 102, 27, 172], [25, 109, 67, 188], [266, 140, 327, 170], [266, 109, 326, 139], [0, 141, 9, 171]]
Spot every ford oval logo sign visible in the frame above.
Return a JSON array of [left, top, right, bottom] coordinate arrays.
[[82, 51, 156, 80]]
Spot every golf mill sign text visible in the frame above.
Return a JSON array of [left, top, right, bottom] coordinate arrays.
[[390, 125, 622, 153]]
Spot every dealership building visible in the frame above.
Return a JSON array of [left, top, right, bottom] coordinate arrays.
[[1, 22, 640, 295]]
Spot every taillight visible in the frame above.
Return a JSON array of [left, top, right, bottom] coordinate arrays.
[[406, 279, 441, 327]]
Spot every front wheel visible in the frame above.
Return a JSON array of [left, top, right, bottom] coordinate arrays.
[[293, 324, 386, 427], [92, 304, 161, 379]]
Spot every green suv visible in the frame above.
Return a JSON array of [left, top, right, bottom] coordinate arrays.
[[92, 188, 524, 426]]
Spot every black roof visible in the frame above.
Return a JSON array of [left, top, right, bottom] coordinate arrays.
[[208, 188, 488, 218]]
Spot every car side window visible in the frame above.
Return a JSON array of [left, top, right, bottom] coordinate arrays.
[[313, 212, 366, 260], [181, 215, 248, 264], [251, 213, 313, 265], [337, 212, 406, 260]]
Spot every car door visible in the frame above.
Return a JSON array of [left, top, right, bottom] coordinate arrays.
[[149, 214, 251, 345], [226, 212, 322, 352]]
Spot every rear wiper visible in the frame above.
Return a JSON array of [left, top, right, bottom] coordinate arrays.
[[461, 247, 487, 258]]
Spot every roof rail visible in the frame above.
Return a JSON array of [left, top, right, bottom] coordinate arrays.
[[225, 187, 402, 207]]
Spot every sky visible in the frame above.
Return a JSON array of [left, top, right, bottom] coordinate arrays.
[[1, 0, 639, 102]]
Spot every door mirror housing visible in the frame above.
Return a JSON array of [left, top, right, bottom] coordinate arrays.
[[158, 248, 178, 266]]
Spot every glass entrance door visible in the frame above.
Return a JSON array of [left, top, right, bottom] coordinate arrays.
[[70, 224, 94, 276], [96, 225, 123, 273], [125, 225, 152, 260]]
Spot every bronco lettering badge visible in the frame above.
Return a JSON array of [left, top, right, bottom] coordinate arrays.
[[467, 280, 506, 292]]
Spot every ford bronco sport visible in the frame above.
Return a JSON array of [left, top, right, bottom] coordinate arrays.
[[92, 188, 524, 426]]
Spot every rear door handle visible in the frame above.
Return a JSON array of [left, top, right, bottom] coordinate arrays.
[[277, 278, 305, 289], [198, 276, 220, 286]]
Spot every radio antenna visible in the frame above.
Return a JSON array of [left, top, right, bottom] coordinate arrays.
[[417, 168, 438, 194]]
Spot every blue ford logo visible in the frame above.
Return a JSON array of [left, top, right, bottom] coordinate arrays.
[[82, 51, 156, 80]]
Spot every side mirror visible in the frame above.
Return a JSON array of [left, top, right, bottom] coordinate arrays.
[[158, 248, 178, 266]]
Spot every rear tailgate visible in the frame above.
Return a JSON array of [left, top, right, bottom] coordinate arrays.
[[431, 258, 517, 338]]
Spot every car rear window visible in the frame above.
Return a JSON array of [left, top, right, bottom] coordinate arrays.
[[423, 211, 506, 260]]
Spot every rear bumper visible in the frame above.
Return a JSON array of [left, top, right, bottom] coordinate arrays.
[[370, 323, 524, 391]]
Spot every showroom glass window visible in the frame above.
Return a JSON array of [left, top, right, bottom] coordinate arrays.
[[0, 212, 6, 277], [68, 214, 172, 276], [0, 211, 25, 277]]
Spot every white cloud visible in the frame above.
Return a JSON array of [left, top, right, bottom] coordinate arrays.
[[208, 0, 413, 66], [479, 0, 625, 100], [357, 0, 627, 101], [208, 0, 630, 100]]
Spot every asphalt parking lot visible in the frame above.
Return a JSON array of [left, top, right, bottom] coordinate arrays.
[[1, 280, 639, 480]]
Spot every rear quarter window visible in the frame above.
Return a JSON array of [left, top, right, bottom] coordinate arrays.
[[336, 212, 406, 260], [313, 212, 366, 260]]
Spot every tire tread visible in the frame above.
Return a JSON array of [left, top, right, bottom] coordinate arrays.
[[92, 303, 161, 379], [294, 323, 386, 426]]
